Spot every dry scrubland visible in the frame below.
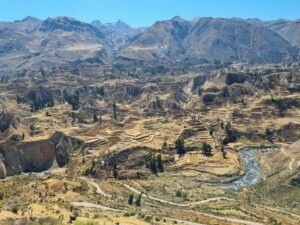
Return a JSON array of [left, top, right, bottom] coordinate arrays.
[[0, 62, 299, 225]]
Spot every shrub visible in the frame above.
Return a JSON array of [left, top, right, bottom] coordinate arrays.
[[225, 73, 247, 85], [222, 86, 230, 98], [176, 190, 182, 197], [156, 154, 164, 173], [123, 212, 131, 217], [144, 215, 152, 223], [202, 142, 212, 156], [175, 137, 186, 156], [128, 194, 134, 205], [135, 193, 142, 206], [26, 86, 55, 110], [11, 205, 18, 214], [202, 93, 216, 104]]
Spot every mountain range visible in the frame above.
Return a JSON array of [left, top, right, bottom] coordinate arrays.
[[0, 16, 299, 71]]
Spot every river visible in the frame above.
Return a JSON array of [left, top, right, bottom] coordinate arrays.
[[222, 147, 279, 190]]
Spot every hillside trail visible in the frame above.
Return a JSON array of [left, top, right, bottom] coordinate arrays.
[[119, 181, 300, 220], [71, 201, 121, 212], [80, 177, 112, 197], [71, 195, 262, 225], [80, 176, 231, 205], [180, 208, 264, 225], [74, 177, 300, 225], [125, 181, 268, 225], [120, 182, 232, 207], [71, 201, 206, 225], [280, 148, 296, 170]]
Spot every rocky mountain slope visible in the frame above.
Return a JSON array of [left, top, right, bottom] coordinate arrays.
[[91, 19, 143, 48], [0, 16, 299, 71], [0, 130, 83, 179], [119, 17, 297, 63], [0, 17, 115, 71], [248, 19, 300, 48]]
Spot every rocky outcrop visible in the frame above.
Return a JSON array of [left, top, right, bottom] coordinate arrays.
[[192, 75, 207, 90], [276, 123, 300, 142], [94, 147, 154, 179], [103, 83, 143, 102], [0, 131, 83, 179], [0, 140, 56, 177], [119, 17, 296, 63], [0, 110, 19, 132], [0, 152, 7, 178], [50, 131, 84, 166], [202, 93, 218, 104]]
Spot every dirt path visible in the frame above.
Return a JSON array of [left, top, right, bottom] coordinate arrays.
[[180, 209, 264, 225], [165, 217, 206, 225], [120, 182, 232, 207], [120, 182, 300, 224], [253, 204, 300, 219], [72, 201, 207, 225], [71, 200, 260, 225], [80, 177, 112, 198], [74, 179, 263, 225], [71, 202, 121, 212], [76, 177, 300, 224], [280, 148, 295, 170]]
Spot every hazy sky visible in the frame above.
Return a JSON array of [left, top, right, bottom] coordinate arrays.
[[0, 0, 299, 27]]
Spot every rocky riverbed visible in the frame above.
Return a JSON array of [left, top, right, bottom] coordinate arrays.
[[223, 147, 279, 190]]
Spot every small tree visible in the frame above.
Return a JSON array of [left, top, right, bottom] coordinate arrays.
[[265, 128, 273, 142], [222, 150, 227, 159], [209, 128, 214, 137], [149, 156, 157, 174], [222, 86, 230, 98], [175, 137, 186, 156], [112, 159, 118, 178], [221, 121, 224, 129], [155, 96, 162, 109], [12, 205, 18, 214], [225, 121, 231, 131], [162, 141, 167, 151], [202, 142, 212, 156], [157, 154, 164, 173], [16, 94, 24, 104], [145, 153, 157, 174], [135, 193, 142, 207], [112, 102, 117, 120], [128, 194, 134, 205], [93, 112, 98, 123], [198, 87, 203, 96], [29, 124, 35, 136], [68, 91, 80, 110]]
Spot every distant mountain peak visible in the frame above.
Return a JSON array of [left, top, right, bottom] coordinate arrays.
[[39, 16, 97, 32], [116, 19, 126, 24], [171, 16, 184, 22], [119, 16, 297, 63], [105, 19, 131, 29], [21, 16, 41, 23], [91, 20, 102, 26]]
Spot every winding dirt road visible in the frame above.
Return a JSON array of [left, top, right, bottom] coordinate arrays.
[[71, 202, 121, 212], [280, 148, 296, 170], [74, 177, 300, 225], [121, 182, 232, 207], [80, 177, 112, 198]]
